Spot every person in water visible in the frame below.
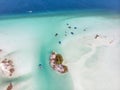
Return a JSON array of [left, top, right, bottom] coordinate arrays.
[[38, 64, 42, 69]]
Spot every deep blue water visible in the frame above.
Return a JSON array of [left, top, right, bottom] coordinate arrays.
[[0, 0, 120, 15]]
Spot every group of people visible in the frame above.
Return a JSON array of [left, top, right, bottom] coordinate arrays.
[[0, 58, 15, 76]]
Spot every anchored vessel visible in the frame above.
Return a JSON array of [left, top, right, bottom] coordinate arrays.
[[49, 51, 68, 73]]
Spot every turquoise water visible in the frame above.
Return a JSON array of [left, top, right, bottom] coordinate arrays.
[[33, 17, 74, 90], [0, 14, 73, 90], [0, 11, 120, 90]]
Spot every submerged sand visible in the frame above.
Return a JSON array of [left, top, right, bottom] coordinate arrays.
[[61, 16, 120, 90], [0, 12, 120, 90]]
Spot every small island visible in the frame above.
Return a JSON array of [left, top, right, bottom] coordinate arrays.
[[49, 51, 68, 73]]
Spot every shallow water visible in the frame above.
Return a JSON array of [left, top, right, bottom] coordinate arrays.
[[0, 13, 74, 90], [0, 11, 120, 90]]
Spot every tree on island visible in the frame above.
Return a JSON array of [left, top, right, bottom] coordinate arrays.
[[55, 54, 63, 64]]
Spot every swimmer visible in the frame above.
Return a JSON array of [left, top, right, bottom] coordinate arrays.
[[38, 64, 42, 69], [55, 33, 58, 37], [74, 27, 77, 29], [58, 41, 61, 44], [71, 32, 74, 35], [68, 26, 71, 29]]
